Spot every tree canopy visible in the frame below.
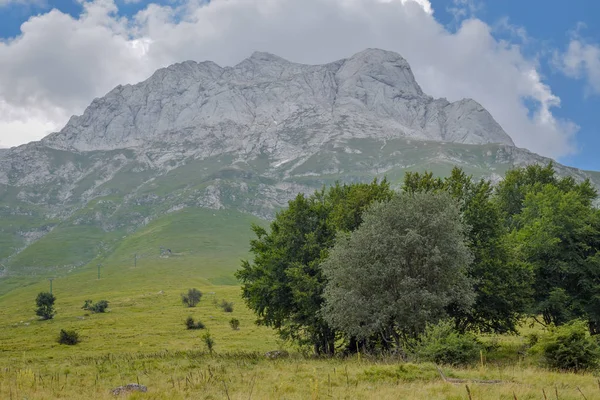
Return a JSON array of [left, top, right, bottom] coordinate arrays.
[[322, 192, 474, 347], [403, 167, 532, 333], [35, 292, 56, 320], [236, 179, 393, 354], [238, 163, 600, 355]]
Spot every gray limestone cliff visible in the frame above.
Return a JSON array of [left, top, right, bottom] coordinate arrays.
[[41, 49, 514, 154]]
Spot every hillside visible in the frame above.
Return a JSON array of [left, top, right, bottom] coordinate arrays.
[[0, 49, 598, 292]]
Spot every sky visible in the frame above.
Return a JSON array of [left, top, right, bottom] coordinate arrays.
[[0, 0, 599, 170]]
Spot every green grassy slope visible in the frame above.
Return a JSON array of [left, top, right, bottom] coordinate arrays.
[[0, 209, 273, 358], [3, 137, 599, 292], [1, 229, 599, 399], [0, 208, 265, 296], [101, 208, 265, 285]]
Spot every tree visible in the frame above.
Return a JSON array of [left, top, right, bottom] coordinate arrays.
[[35, 292, 56, 320], [495, 163, 596, 229], [514, 184, 600, 330], [403, 167, 533, 333], [494, 163, 600, 333], [321, 192, 474, 349], [236, 179, 393, 355], [181, 288, 202, 307]]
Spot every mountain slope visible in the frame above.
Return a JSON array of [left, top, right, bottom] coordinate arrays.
[[0, 49, 596, 289]]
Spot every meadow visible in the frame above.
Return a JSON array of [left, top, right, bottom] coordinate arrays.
[[1, 210, 599, 399]]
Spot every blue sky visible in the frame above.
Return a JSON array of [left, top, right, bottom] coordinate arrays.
[[0, 0, 599, 171], [431, 0, 600, 170]]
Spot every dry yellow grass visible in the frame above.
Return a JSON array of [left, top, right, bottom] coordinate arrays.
[[1, 257, 599, 399]]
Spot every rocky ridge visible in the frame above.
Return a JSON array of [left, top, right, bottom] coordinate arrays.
[[0, 49, 595, 276]]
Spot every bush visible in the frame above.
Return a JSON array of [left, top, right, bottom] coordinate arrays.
[[202, 331, 215, 354], [91, 300, 109, 313], [536, 320, 600, 372], [220, 300, 234, 313], [58, 329, 80, 345], [35, 292, 56, 320], [185, 316, 205, 330], [229, 318, 240, 330], [411, 320, 482, 366], [182, 288, 203, 307], [83, 299, 109, 313]]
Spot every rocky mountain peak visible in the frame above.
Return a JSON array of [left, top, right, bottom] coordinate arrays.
[[248, 51, 291, 64], [338, 48, 423, 96], [41, 48, 515, 152]]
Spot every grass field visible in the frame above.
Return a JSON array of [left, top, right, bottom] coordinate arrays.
[[1, 210, 600, 399]]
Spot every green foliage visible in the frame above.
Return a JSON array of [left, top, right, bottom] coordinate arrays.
[[181, 288, 203, 307], [410, 320, 482, 366], [35, 292, 56, 320], [508, 167, 600, 329], [496, 163, 596, 229], [322, 192, 474, 347], [495, 163, 559, 228], [403, 167, 533, 334], [237, 179, 393, 355], [202, 331, 215, 354], [58, 329, 80, 345], [82, 299, 109, 313], [185, 316, 205, 330], [229, 318, 240, 330], [535, 321, 600, 371], [220, 300, 234, 313]]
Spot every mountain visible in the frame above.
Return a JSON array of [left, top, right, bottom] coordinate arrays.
[[0, 49, 596, 288]]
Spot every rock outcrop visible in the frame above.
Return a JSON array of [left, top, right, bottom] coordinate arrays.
[[42, 49, 514, 154]]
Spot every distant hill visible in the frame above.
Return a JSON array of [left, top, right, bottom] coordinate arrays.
[[0, 48, 597, 289]]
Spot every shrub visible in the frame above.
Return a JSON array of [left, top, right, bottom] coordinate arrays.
[[35, 292, 56, 320], [202, 331, 215, 354], [220, 300, 234, 313], [411, 320, 482, 366], [58, 329, 80, 345], [83, 299, 109, 313], [182, 288, 203, 307], [229, 318, 240, 330], [536, 320, 600, 372], [185, 316, 205, 330], [91, 300, 109, 313]]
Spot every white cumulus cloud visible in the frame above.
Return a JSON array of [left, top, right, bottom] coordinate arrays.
[[0, 0, 577, 159], [555, 38, 600, 96]]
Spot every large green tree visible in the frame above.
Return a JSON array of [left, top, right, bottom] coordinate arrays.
[[403, 167, 532, 333], [496, 163, 600, 333], [321, 192, 474, 349], [236, 179, 393, 354], [514, 184, 600, 331]]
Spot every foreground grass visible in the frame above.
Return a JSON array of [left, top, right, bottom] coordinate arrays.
[[1, 243, 599, 399], [2, 353, 600, 399]]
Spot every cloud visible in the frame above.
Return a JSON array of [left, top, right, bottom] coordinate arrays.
[[446, 0, 483, 24], [0, 0, 577, 158], [555, 38, 600, 96], [0, 0, 45, 8]]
